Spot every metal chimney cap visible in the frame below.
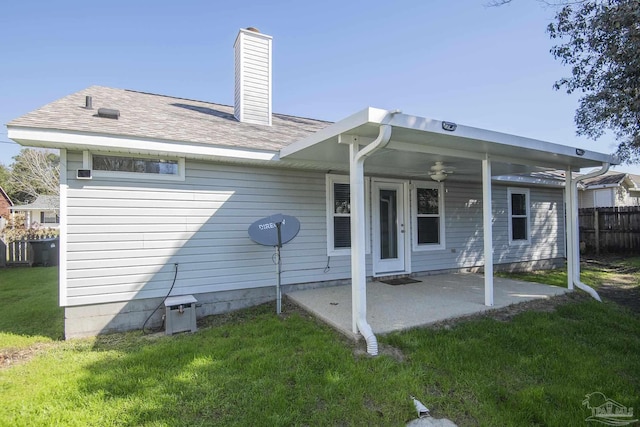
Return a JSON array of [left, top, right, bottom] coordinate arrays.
[[246, 27, 260, 33]]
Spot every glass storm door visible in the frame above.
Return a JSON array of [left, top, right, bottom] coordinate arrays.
[[373, 181, 406, 275]]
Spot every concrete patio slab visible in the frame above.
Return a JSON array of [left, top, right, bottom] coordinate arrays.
[[286, 273, 569, 339]]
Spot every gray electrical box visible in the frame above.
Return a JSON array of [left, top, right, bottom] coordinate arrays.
[[164, 295, 197, 335]]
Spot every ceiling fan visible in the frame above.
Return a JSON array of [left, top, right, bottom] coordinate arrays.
[[429, 161, 455, 182]]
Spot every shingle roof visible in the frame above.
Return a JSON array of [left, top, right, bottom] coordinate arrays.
[[8, 86, 331, 152], [11, 195, 59, 211], [581, 171, 628, 187]]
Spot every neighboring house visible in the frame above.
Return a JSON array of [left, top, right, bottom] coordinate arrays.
[[10, 194, 60, 229], [0, 186, 13, 230], [579, 171, 640, 208], [7, 28, 618, 341]]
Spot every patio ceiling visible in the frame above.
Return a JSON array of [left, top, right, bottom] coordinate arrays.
[[280, 107, 618, 182]]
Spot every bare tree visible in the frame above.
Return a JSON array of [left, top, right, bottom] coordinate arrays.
[[9, 148, 60, 203]]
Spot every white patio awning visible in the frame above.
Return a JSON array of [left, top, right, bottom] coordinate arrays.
[[281, 107, 617, 356], [280, 107, 618, 180]]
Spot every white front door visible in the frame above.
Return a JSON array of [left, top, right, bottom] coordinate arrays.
[[372, 180, 407, 275]]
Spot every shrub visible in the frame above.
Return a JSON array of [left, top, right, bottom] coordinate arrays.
[[0, 212, 59, 243]]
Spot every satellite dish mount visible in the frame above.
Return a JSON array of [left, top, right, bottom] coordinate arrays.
[[248, 214, 300, 314]]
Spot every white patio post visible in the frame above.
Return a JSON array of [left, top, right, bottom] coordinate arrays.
[[349, 141, 367, 334], [565, 168, 575, 289], [482, 157, 494, 306]]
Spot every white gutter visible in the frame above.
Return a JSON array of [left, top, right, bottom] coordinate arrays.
[[581, 184, 621, 190], [571, 163, 610, 301], [349, 111, 398, 356]]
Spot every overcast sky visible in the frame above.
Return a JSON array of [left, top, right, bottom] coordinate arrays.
[[2, 0, 637, 174]]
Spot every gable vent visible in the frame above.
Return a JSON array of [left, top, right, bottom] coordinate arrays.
[[234, 27, 272, 126]]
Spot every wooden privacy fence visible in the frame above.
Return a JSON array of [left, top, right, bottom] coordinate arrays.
[[579, 207, 640, 254]]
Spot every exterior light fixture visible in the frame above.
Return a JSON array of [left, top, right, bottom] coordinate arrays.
[[576, 148, 585, 156], [442, 121, 457, 132]]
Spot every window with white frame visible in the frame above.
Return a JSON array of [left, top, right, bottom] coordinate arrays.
[[326, 174, 369, 256], [40, 211, 59, 224], [508, 187, 530, 244], [86, 152, 185, 181], [412, 181, 445, 251]]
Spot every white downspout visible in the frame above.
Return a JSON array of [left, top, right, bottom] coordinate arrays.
[[569, 163, 610, 301], [349, 114, 397, 356], [482, 157, 494, 306]]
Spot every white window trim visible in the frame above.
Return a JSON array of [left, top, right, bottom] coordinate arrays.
[[325, 174, 370, 256], [411, 180, 446, 252], [507, 187, 531, 245], [40, 211, 59, 224], [84, 151, 186, 182]]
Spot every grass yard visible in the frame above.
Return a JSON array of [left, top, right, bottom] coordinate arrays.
[[0, 262, 639, 426], [0, 267, 63, 348]]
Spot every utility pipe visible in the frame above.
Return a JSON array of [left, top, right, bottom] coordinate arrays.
[[569, 162, 610, 301], [349, 111, 398, 356]]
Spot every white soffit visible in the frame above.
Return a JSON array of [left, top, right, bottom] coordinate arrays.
[[280, 107, 618, 170], [7, 127, 278, 162]]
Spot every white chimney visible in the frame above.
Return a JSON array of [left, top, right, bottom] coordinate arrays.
[[234, 27, 272, 126]]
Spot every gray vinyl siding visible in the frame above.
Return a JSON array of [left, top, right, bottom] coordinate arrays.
[[410, 182, 565, 273], [64, 152, 566, 307], [64, 153, 340, 306], [410, 182, 484, 271], [492, 186, 565, 263]]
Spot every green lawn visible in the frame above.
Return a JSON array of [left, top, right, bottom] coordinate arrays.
[[0, 267, 63, 348], [0, 264, 639, 426], [495, 259, 630, 289]]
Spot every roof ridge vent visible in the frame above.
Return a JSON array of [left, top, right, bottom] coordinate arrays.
[[97, 108, 120, 119]]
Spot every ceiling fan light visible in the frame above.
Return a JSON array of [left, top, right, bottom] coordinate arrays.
[[431, 171, 447, 182], [431, 161, 446, 172]]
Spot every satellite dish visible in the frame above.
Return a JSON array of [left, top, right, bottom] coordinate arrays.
[[248, 214, 300, 247], [248, 214, 301, 315]]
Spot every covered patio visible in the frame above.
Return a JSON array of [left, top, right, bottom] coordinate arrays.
[[287, 274, 569, 339], [280, 107, 617, 355]]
